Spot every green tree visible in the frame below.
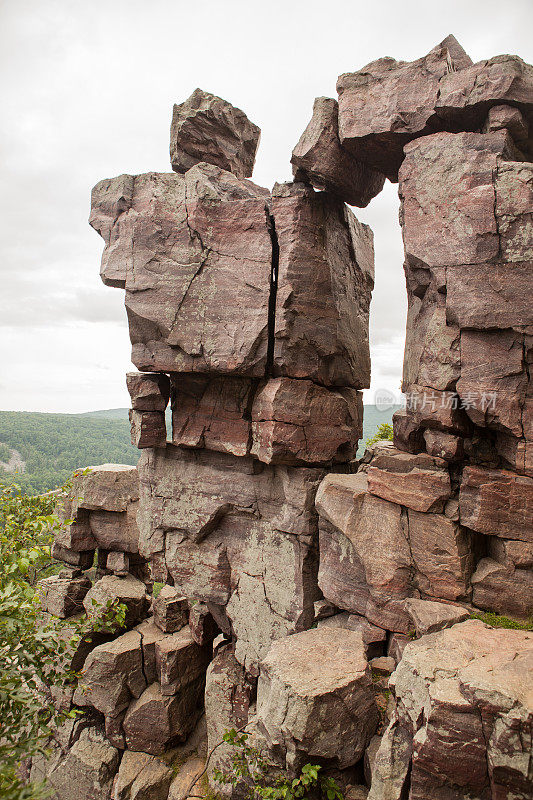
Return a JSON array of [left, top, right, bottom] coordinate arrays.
[[0, 479, 125, 800]]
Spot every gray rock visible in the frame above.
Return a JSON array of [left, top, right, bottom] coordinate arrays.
[[170, 88, 260, 178]]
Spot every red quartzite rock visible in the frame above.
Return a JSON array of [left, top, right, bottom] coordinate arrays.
[[270, 183, 374, 388], [171, 374, 253, 457], [204, 647, 253, 792], [471, 558, 533, 620], [366, 447, 451, 513], [83, 575, 150, 629], [126, 371, 170, 411], [122, 680, 204, 755], [250, 378, 362, 465], [38, 574, 91, 619], [89, 501, 140, 554], [255, 628, 379, 771], [436, 54, 533, 157], [336, 36, 473, 180], [399, 131, 513, 270], [153, 585, 189, 633], [484, 103, 529, 142], [129, 410, 167, 449], [155, 626, 210, 696], [170, 88, 261, 178], [459, 465, 533, 542], [291, 96, 385, 207], [404, 597, 469, 637], [90, 165, 272, 376], [137, 445, 323, 669], [368, 621, 533, 800], [316, 472, 413, 632]]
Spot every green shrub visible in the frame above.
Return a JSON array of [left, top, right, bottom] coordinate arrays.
[[470, 611, 533, 631], [365, 422, 393, 448], [213, 729, 343, 800]]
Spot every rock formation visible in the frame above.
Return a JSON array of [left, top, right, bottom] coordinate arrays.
[[34, 35, 533, 800]]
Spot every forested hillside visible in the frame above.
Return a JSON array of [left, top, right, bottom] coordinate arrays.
[[0, 411, 139, 494], [0, 405, 399, 495]]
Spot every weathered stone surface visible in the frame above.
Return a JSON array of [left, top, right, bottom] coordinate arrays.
[[485, 103, 529, 141], [459, 465, 533, 541], [129, 410, 167, 448], [446, 259, 533, 330], [471, 558, 533, 620], [73, 628, 147, 718], [83, 575, 149, 628], [137, 445, 322, 668], [126, 371, 170, 412], [37, 725, 120, 800], [107, 550, 130, 576], [496, 160, 533, 261], [423, 429, 463, 461], [387, 633, 410, 664], [51, 541, 95, 569], [67, 464, 139, 513], [170, 88, 260, 178], [291, 96, 385, 207], [38, 574, 91, 618], [457, 329, 529, 439], [392, 409, 425, 454], [205, 648, 253, 790], [153, 586, 189, 633], [89, 502, 140, 554], [406, 510, 474, 601], [313, 598, 338, 622], [436, 55, 533, 150], [404, 597, 469, 637], [402, 386, 471, 435], [155, 626, 210, 696], [168, 755, 205, 800], [369, 656, 395, 676], [123, 681, 204, 755], [317, 612, 387, 659], [401, 262, 461, 392], [368, 621, 533, 800], [316, 472, 412, 632], [400, 131, 512, 269], [251, 378, 362, 465], [171, 374, 253, 457], [337, 36, 472, 180], [271, 184, 374, 388], [366, 447, 451, 512], [489, 536, 533, 569], [256, 628, 378, 770], [91, 169, 272, 376], [113, 750, 174, 800], [188, 601, 220, 646]]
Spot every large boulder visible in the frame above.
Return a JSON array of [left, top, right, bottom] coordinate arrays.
[[368, 621, 533, 800], [316, 471, 474, 631], [459, 465, 533, 541], [123, 680, 204, 755], [90, 166, 272, 375], [336, 36, 472, 180], [38, 573, 91, 618], [291, 96, 385, 206], [255, 628, 379, 771], [126, 371, 170, 412], [113, 750, 174, 800], [170, 88, 260, 178]]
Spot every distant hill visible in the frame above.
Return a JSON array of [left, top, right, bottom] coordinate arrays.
[[0, 405, 399, 495]]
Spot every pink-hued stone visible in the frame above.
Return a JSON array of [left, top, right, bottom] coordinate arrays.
[[459, 465, 533, 542]]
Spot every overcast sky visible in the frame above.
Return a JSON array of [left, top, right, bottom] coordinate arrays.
[[1, 0, 531, 413]]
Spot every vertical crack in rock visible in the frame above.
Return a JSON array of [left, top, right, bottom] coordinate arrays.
[[265, 206, 280, 377]]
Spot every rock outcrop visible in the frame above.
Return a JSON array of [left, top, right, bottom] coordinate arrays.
[[33, 38, 533, 800]]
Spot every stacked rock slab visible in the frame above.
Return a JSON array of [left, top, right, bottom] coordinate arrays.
[[89, 89, 375, 673]]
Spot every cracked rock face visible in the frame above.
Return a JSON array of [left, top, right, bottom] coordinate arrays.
[[255, 627, 379, 771], [368, 620, 533, 800], [170, 88, 261, 179], [137, 445, 323, 669], [336, 35, 473, 180]]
